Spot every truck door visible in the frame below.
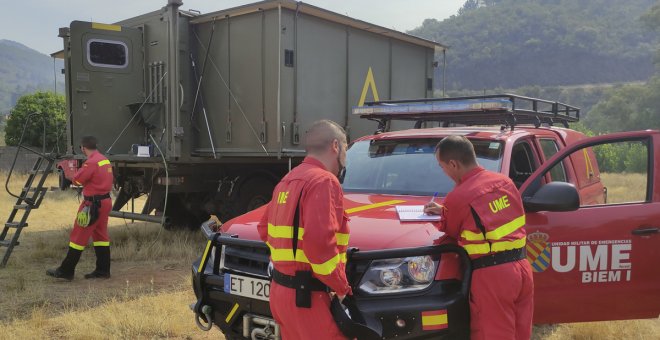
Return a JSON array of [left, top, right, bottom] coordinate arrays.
[[520, 131, 660, 323], [66, 21, 145, 154]]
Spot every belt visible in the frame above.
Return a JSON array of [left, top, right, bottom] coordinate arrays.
[[471, 247, 526, 270], [84, 193, 111, 201], [271, 269, 328, 292]]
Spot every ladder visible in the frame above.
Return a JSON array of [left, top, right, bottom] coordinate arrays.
[[1, 154, 55, 267]]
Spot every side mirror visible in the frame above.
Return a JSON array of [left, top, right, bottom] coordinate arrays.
[[523, 182, 579, 213]]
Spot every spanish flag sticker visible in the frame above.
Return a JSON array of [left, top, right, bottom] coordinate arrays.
[[422, 310, 448, 331]]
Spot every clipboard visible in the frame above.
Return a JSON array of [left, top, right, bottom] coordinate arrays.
[[395, 205, 441, 222]]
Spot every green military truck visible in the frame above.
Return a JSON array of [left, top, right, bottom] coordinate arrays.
[[54, 0, 444, 227]]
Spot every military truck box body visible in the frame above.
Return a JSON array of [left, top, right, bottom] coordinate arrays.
[[57, 0, 443, 222]]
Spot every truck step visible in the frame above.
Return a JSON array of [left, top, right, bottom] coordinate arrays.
[[4, 222, 27, 229], [14, 204, 32, 210]]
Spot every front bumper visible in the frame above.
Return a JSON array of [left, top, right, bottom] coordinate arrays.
[[191, 228, 471, 340]]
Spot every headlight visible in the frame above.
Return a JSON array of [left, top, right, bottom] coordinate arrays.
[[359, 256, 437, 294]]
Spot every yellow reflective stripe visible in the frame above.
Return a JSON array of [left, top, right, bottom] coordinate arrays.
[[198, 240, 212, 273], [267, 243, 346, 275], [464, 238, 526, 255], [97, 159, 110, 167], [269, 224, 349, 245], [267, 244, 310, 263], [486, 215, 526, 240], [463, 243, 490, 255], [268, 224, 304, 240], [310, 253, 341, 276], [345, 200, 405, 214], [92, 22, 121, 31], [93, 241, 110, 247], [491, 238, 526, 252], [336, 233, 349, 246], [225, 303, 239, 323], [461, 230, 485, 241], [69, 242, 85, 250], [461, 215, 525, 241]]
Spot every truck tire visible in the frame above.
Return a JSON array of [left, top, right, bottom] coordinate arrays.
[[58, 167, 71, 191], [237, 178, 275, 215]]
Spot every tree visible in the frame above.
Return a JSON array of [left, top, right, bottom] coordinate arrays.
[[458, 0, 480, 15], [4, 91, 66, 152], [408, 0, 657, 90]]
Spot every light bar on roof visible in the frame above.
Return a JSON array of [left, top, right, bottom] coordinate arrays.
[[352, 98, 513, 116]]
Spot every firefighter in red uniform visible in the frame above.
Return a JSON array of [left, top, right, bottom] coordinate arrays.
[[424, 136, 534, 340], [257, 120, 351, 340], [47, 136, 113, 281]]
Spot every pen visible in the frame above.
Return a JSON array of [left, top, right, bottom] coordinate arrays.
[[429, 192, 438, 205]]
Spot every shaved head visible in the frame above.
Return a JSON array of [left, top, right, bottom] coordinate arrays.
[[435, 135, 477, 166], [304, 120, 347, 155]]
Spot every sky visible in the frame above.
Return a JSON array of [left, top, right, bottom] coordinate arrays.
[[0, 0, 465, 55]]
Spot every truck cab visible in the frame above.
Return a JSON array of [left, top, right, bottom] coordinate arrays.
[[191, 95, 660, 339]]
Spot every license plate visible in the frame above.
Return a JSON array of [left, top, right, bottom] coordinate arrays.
[[224, 274, 271, 302]]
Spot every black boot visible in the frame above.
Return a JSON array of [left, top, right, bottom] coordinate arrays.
[[85, 246, 111, 279], [46, 247, 82, 281]]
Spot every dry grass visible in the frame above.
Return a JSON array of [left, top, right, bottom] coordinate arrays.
[[0, 284, 222, 339], [600, 172, 647, 204], [534, 319, 660, 340], [1, 171, 658, 339]]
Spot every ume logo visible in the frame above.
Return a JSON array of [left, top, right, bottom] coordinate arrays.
[[489, 195, 510, 213], [551, 242, 632, 283]]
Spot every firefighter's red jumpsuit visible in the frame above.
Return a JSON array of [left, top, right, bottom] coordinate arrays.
[[437, 167, 533, 340], [258, 157, 351, 340], [70, 150, 113, 250]]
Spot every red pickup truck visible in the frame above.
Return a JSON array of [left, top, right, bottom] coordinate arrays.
[[191, 95, 660, 339]]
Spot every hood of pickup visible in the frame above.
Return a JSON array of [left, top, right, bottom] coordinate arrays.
[[220, 193, 446, 251]]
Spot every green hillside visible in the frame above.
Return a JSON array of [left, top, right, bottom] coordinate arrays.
[[410, 0, 657, 90], [0, 39, 64, 114]]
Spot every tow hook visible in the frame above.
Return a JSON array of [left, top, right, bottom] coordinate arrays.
[[243, 313, 281, 340], [192, 303, 214, 331]]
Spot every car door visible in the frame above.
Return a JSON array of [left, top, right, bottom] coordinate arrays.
[[520, 130, 660, 323]]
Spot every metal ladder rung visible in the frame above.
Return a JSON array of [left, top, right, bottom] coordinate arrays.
[[0, 240, 18, 247], [14, 204, 32, 210], [5, 222, 27, 229], [28, 169, 52, 175]]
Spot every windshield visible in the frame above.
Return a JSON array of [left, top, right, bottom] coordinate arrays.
[[342, 138, 503, 196]]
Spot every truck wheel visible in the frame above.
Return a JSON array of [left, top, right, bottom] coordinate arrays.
[[58, 168, 71, 191], [237, 178, 275, 215]]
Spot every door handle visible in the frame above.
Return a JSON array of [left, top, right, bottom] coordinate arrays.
[[632, 227, 659, 236]]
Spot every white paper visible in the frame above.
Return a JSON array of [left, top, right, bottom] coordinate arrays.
[[136, 146, 151, 157], [395, 205, 441, 222]]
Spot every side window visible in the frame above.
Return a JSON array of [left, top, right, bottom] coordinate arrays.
[[509, 141, 538, 188], [534, 139, 650, 206], [538, 139, 567, 182], [87, 39, 128, 68]]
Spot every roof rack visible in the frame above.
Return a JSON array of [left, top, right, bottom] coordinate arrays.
[[353, 94, 580, 132]]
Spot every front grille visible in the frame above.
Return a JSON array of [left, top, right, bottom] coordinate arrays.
[[221, 245, 270, 278]]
